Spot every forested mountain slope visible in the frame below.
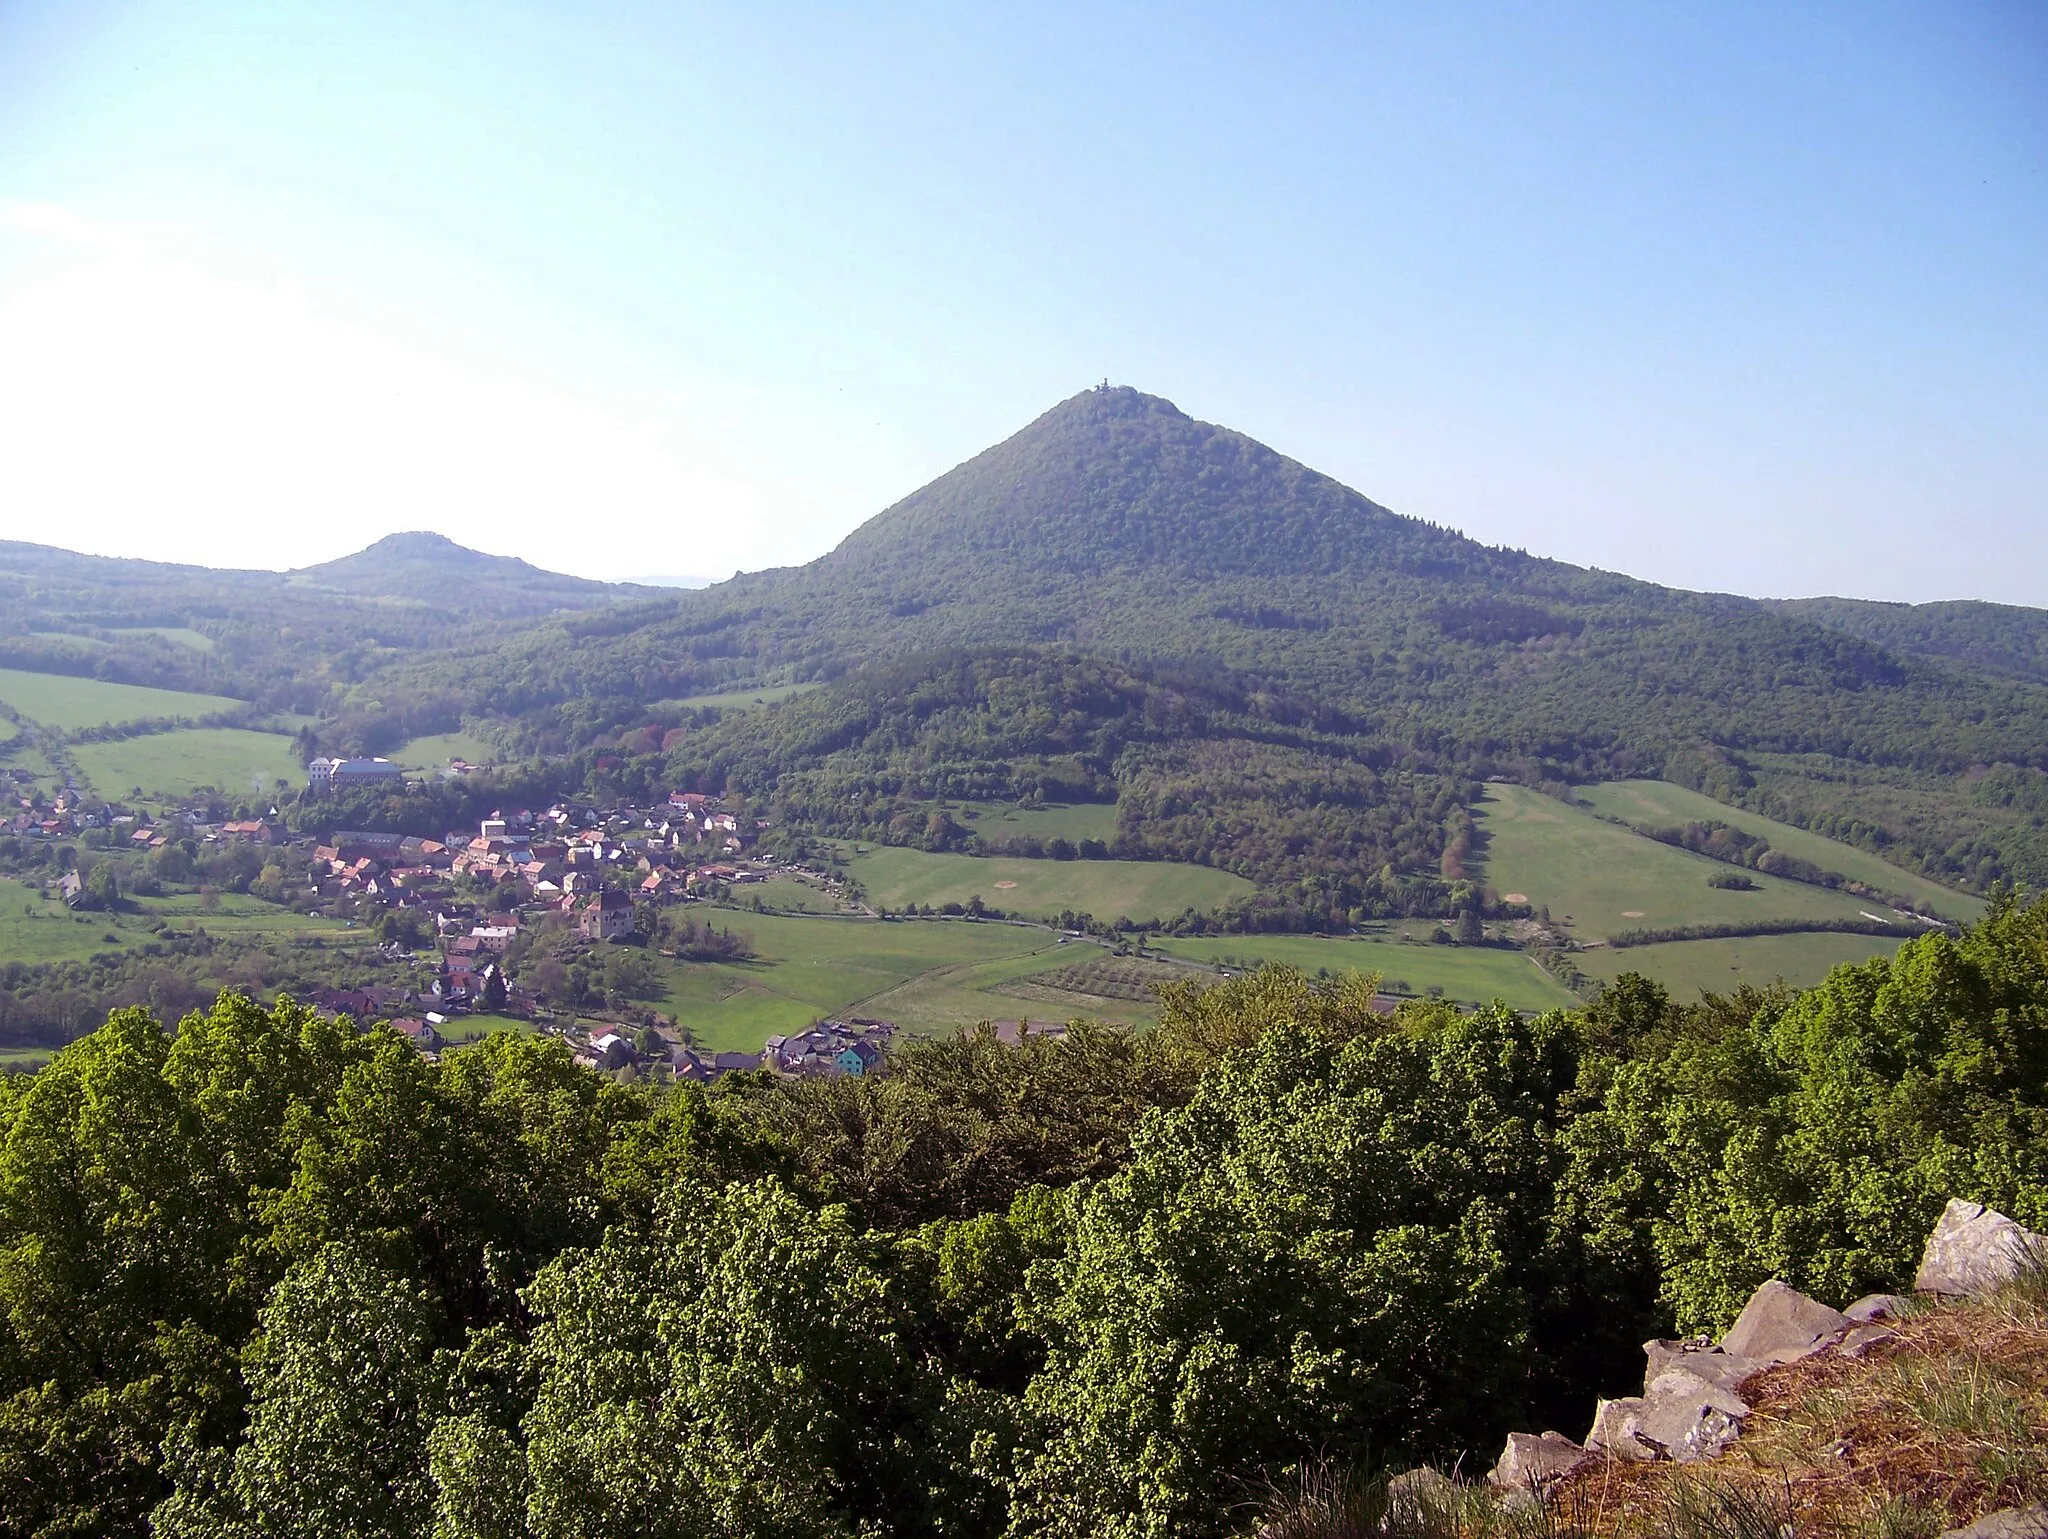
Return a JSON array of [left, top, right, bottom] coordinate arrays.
[[0, 535, 640, 715], [1773, 594, 2048, 687], [383, 387, 2048, 887]]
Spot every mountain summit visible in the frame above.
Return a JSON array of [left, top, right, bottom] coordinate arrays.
[[820, 386, 1502, 584]]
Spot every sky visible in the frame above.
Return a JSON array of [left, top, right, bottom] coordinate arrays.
[[0, 2, 2043, 603]]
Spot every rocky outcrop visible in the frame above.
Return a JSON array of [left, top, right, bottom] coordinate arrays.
[[1641, 1338, 1763, 1393], [1936, 1507, 2048, 1539], [1844, 1292, 1909, 1323], [1486, 1431, 1591, 1490], [1916, 1199, 2048, 1298], [1491, 1197, 2046, 1487], [1721, 1279, 1850, 1364]]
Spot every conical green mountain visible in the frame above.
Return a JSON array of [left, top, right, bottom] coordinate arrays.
[[377, 386, 2048, 886]]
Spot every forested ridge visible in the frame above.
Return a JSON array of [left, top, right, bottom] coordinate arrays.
[[7, 386, 2048, 890], [362, 388, 2048, 889], [0, 894, 2043, 1537]]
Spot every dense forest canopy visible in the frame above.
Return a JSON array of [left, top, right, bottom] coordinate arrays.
[[0, 894, 2042, 1537]]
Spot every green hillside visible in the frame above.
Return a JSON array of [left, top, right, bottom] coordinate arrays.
[[1775, 594, 2048, 686], [1574, 778, 1983, 922], [1474, 784, 1904, 942], [386, 387, 2048, 891], [0, 668, 245, 730]]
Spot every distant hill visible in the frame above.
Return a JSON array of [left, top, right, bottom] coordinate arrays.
[[291, 531, 638, 615], [0, 535, 636, 714], [1772, 595, 2048, 687]]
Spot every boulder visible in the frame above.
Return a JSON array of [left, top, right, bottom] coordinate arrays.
[[1636, 1367, 1750, 1463], [1720, 1279, 1849, 1364], [1936, 1507, 2048, 1539], [1844, 1292, 1910, 1323], [1916, 1200, 2048, 1298], [1837, 1323, 1899, 1360], [1585, 1396, 1655, 1461], [1487, 1431, 1592, 1490], [1642, 1339, 1765, 1395]]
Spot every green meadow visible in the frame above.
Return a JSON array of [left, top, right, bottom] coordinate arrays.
[[659, 682, 822, 713], [1474, 783, 1892, 943], [1573, 778, 1983, 922], [71, 728, 304, 799], [1575, 929, 1908, 999], [1148, 932, 1576, 1011], [656, 911, 1096, 1051], [0, 668, 244, 730], [0, 880, 363, 967], [741, 875, 844, 913], [394, 730, 506, 770], [945, 799, 1121, 845], [841, 845, 1251, 922]]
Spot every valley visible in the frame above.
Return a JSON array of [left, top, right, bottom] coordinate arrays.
[[0, 387, 2033, 1067]]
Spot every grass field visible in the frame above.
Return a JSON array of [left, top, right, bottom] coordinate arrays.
[[657, 912, 1107, 1051], [0, 667, 244, 730], [0, 881, 360, 967], [1148, 932, 1577, 1011], [436, 1013, 539, 1045], [741, 875, 844, 913], [1475, 784, 1893, 943], [659, 682, 822, 713], [71, 728, 304, 799], [945, 800, 1121, 844], [841, 845, 1252, 922], [1574, 779, 1983, 922], [1575, 930, 1906, 998], [394, 731, 505, 770]]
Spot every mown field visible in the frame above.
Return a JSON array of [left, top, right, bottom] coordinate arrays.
[[1575, 929, 1907, 998], [841, 845, 1251, 921], [1475, 784, 1894, 942], [0, 668, 244, 730], [1148, 932, 1576, 1011], [657, 911, 1113, 1051], [1574, 779, 1983, 922], [741, 875, 844, 913], [946, 800, 1121, 845], [70, 728, 304, 799], [393, 730, 505, 770], [659, 682, 822, 713], [0, 879, 366, 967]]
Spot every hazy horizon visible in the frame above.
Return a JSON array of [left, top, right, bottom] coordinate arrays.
[[2, 3, 2043, 603]]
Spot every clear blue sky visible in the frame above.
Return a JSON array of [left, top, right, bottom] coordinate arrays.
[[1, 1, 2043, 602]]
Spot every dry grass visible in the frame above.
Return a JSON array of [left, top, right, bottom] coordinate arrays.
[[1549, 1272, 2048, 1537], [1254, 1275, 2048, 1538]]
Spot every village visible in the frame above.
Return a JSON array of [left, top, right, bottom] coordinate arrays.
[[5, 763, 904, 1081]]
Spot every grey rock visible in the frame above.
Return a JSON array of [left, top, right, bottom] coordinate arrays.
[[1386, 1467, 1453, 1501], [1585, 1396, 1655, 1461], [1641, 1338, 1765, 1395], [1838, 1323, 1899, 1359], [1720, 1279, 1849, 1364], [1936, 1507, 2048, 1539], [1487, 1431, 1591, 1490], [1844, 1292, 1910, 1323], [1916, 1199, 2048, 1298], [1636, 1367, 1750, 1463]]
